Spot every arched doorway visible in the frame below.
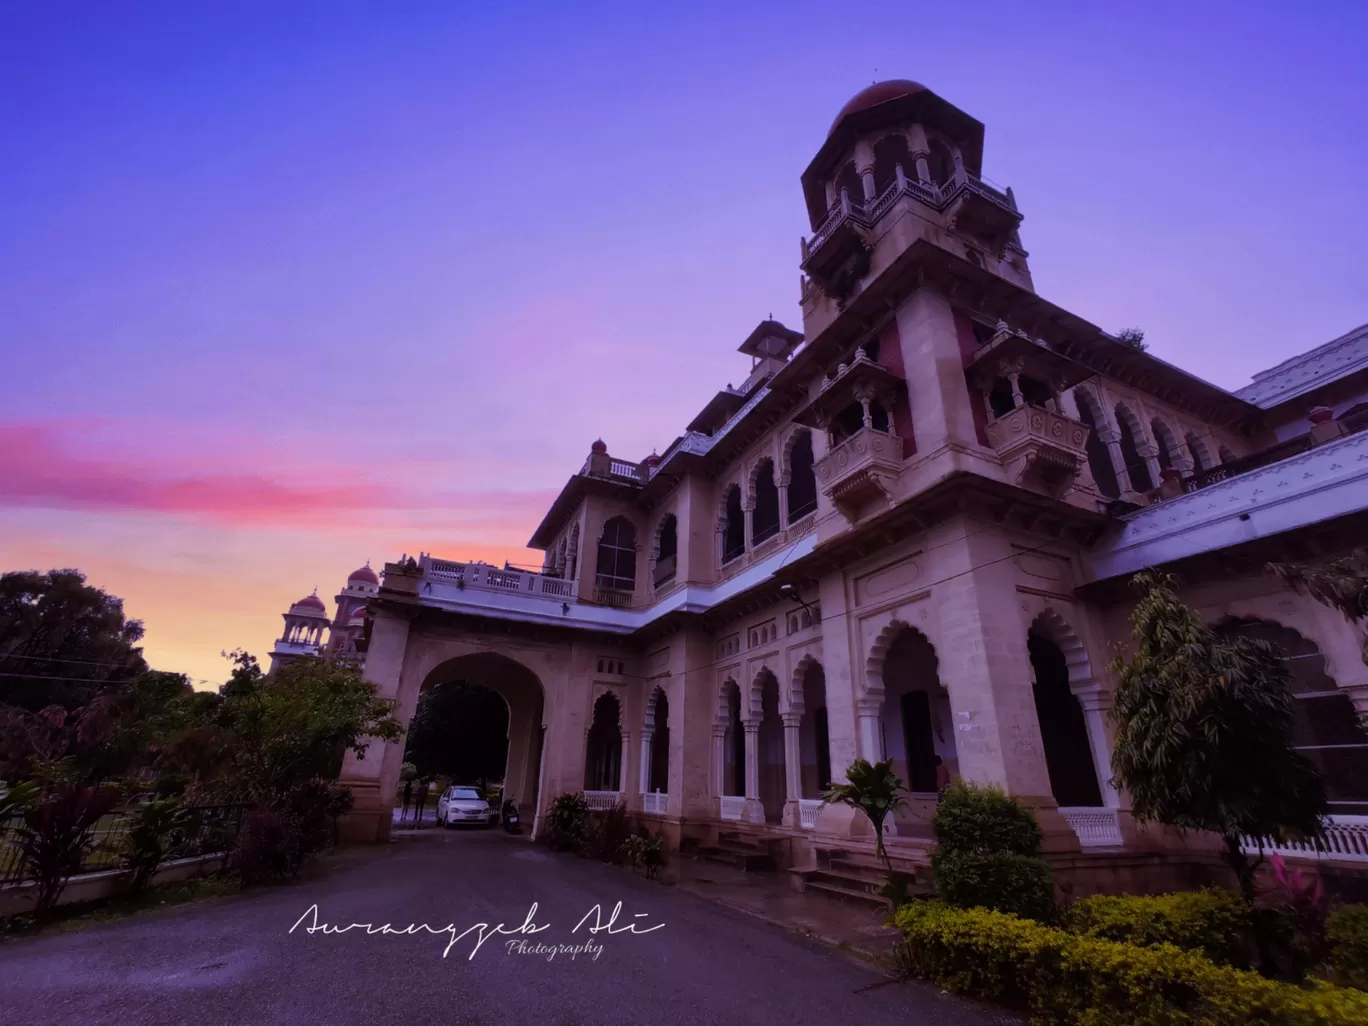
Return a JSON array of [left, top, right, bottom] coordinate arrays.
[[879, 627, 956, 833], [413, 651, 547, 827], [786, 430, 818, 522], [720, 680, 745, 799], [756, 670, 785, 823], [797, 660, 832, 798], [1218, 619, 1368, 816], [645, 687, 669, 797], [1027, 631, 1103, 807], [1074, 391, 1120, 499], [1115, 404, 1154, 492], [584, 692, 623, 793]]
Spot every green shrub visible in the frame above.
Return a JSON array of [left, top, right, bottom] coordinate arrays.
[[1064, 888, 1251, 965], [932, 851, 1056, 922], [1328, 905, 1368, 991], [894, 900, 1368, 1025], [543, 792, 588, 852], [932, 781, 1043, 856], [621, 831, 667, 878], [930, 781, 1055, 921], [579, 803, 631, 863]]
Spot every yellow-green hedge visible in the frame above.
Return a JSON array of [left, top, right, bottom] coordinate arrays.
[[1062, 888, 1250, 965], [894, 900, 1368, 1025], [1327, 905, 1368, 991]]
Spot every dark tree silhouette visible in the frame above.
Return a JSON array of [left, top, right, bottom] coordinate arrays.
[[403, 681, 509, 786]]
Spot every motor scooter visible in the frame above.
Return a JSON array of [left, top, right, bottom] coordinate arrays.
[[501, 800, 521, 834]]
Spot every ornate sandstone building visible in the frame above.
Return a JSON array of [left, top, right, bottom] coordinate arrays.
[[338, 81, 1368, 893]]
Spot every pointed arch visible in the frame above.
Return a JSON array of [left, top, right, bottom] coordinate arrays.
[[790, 652, 822, 714], [719, 483, 745, 564], [750, 457, 780, 543], [1029, 608, 1095, 693], [1115, 403, 1155, 492], [873, 132, 912, 195], [1073, 388, 1121, 499], [1150, 417, 1186, 472], [566, 522, 580, 580], [784, 428, 818, 523], [651, 511, 678, 587], [1186, 432, 1214, 472]]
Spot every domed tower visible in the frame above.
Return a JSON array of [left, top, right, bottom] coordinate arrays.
[[268, 591, 330, 674], [799, 79, 1031, 316], [324, 563, 379, 664]]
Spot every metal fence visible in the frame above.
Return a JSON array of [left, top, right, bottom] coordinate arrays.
[[0, 802, 249, 886]]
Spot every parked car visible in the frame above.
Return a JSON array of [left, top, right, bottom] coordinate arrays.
[[436, 786, 497, 828]]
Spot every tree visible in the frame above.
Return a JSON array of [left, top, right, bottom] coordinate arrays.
[[0, 570, 148, 711], [1115, 327, 1148, 351], [822, 758, 907, 872], [1109, 571, 1327, 903], [403, 681, 509, 785]]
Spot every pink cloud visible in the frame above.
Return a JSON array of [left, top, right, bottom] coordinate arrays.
[[0, 420, 555, 528]]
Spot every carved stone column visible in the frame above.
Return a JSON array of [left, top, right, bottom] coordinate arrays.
[[857, 163, 877, 202], [742, 500, 755, 549], [743, 722, 764, 823], [711, 724, 727, 817], [777, 473, 791, 527], [1074, 686, 1121, 808], [639, 728, 653, 795], [1101, 431, 1133, 494], [782, 712, 803, 827], [855, 696, 883, 763], [618, 730, 632, 805]]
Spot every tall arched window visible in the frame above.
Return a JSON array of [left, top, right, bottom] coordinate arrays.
[[1218, 620, 1368, 815], [595, 516, 636, 592], [1116, 405, 1154, 492], [927, 140, 955, 187], [752, 460, 780, 543], [787, 431, 817, 522], [1074, 392, 1120, 499], [585, 693, 623, 792], [722, 485, 745, 564], [648, 689, 669, 794], [653, 514, 677, 587], [1028, 632, 1103, 807], [873, 134, 911, 195]]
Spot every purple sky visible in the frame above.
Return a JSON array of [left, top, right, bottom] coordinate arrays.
[[2, 1, 1365, 684]]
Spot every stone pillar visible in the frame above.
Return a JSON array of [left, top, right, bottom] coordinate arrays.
[[743, 500, 755, 546], [777, 476, 791, 526], [1140, 445, 1163, 490], [618, 730, 632, 804], [895, 286, 981, 453], [1057, 386, 1082, 421], [338, 608, 412, 843], [1074, 686, 1121, 808], [813, 571, 865, 840], [1102, 432, 1133, 494], [711, 724, 727, 811], [912, 151, 931, 183], [1007, 371, 1024, 409], [639, 729, 653, 795], [932, 519, 1080, 852], [855, 696, 883, 762], [823, 180, 836, 208], [743, 722, 764, 823], [858, 163, 877, 202], [782, 712, 802, 827]]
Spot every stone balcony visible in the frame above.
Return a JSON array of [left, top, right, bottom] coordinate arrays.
[[984, 405, 1091, 500], [815, 426, 903, 520], [416, 556, 578, 601]]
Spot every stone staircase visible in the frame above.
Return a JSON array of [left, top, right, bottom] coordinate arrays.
[[699, 830, 778, 872], [790, 846, 933, 911]]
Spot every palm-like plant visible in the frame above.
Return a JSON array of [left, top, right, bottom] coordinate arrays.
[[822, 758, 906, 871]]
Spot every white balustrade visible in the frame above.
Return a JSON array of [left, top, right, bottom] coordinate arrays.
[[609, 460, 640, 480], [583, 790, 623, 812], [719, 795, 746, 821], [418, 555, 578, 602], [798, 799, 823, 830], [1060, 807, 1124, 848], [640, 792, 667, 816], [1242, 816, 1368, 863]]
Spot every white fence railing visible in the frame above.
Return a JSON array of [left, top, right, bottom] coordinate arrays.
[[583, 790, 623, 812], [1060, 807, 1124, 848], [1242, 816, 1368, 863], [798, 799, 823, 830], [419, 556, 578, 601], [640, 792, 667, 816], [719, 795, 746, 821]]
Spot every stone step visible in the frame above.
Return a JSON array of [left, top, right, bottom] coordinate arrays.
[[700, 846, 777, 872], [803, 877, 890, 912]]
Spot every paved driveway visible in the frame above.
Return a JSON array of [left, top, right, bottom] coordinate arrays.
[[0, 829, 1015, 1026]]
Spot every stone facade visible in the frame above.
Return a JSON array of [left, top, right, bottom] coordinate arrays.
[[336, 81, 1368, 892]]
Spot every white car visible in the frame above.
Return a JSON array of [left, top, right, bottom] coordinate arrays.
[[436, 786, 497, 828]]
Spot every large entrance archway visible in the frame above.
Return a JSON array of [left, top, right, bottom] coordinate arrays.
[[878, 625, 957, 835], [415, 652, 546, 825]]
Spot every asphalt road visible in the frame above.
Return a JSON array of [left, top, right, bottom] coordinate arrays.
[[0, 829, 1015, 1026]]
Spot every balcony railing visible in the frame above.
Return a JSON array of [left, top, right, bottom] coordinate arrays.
[[584, 790, 624, 812], [641, 792, 667, 815], [421, 557, 577, 600], [797, 798, 823, 830], [1184, 436, 1312, 493], [652, 555, 676, 587], [1242, 816, 1368, 863], [814, 426, 904, 518], [1060, 807, 1124, 848], [719, 795, 746, 821]]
